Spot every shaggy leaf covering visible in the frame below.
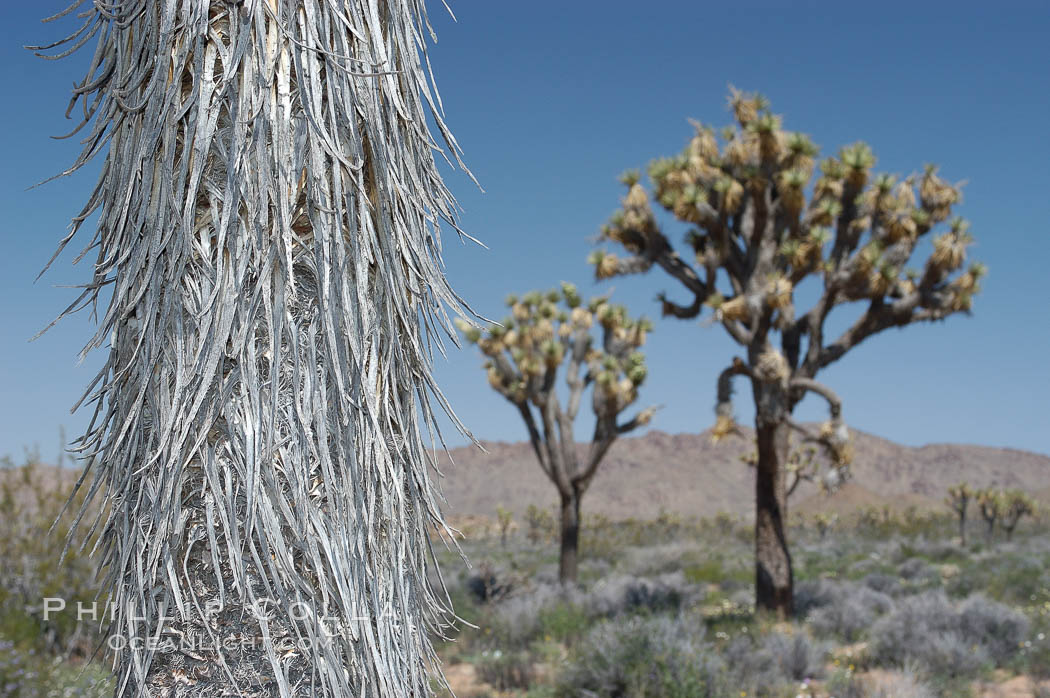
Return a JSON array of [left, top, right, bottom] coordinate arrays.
[[31, 0, 473, 695]]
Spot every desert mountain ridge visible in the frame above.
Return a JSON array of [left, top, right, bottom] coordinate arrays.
[[432, 427, 1050, 522], [6, 428, 1048, 523]]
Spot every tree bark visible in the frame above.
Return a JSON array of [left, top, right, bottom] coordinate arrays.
[[752, 384, 794, 617], [959, 512, 967, 546], [558, 489, 582, 584], [44, 2, 468, 695]]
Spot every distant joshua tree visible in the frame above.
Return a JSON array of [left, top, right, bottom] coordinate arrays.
[[813, 512, 837, 540], [525, 504, 556, 545], [592, 88, 982, 615], [496, 504, 514, 548], [1000, 489, 1036, 542], [458, 284, 657, 583], [977, 489, 1003, 542], [945, 482, 973, 545], [35, 1, 472, 695]]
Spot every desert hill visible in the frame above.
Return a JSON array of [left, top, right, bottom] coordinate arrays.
[[433, 428, 1050, 522], [6, 429, 1048, 523]]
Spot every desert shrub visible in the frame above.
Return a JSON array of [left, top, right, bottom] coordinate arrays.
[[556, 615, 726, 698], [0, 640, 112, 698], [578, 558, 613, 583], [475, 648, 535, 691], [683, 559, 724, 585], [862, 572, 902, 596], [824, 668, 866, 698], [808, 584, 894, 641], [620, 541, 704, 576], [869, 592, 962, 674], [465, 563, 515, 603], [484, 570, 704, 654], [0, 461, 113, 697], [726, 588, 754, 608], [0, 462, 103, 655], [977, 555, 1048, 605], [794, 578, 839, 616], [897, 557, 938, 584], [957, 594, 1030, 663], [762, 631, 827, 681], [583, 572, 700, 617], [869, 590, 1026, 678], [537, 602, 591, 645], [1013, 615, 1050, 679], [724, 629, 826, 693], [912, 538, 965, 562], [798, 577, 890, 619], [488, 583, 575, 649], [846, 557, 878, 576]]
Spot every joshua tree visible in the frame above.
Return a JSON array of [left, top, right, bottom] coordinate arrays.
[[457, 284, 657, 583], [525, 503, 555, 545], [977, 489, 1003, 542], [1000, 489, 1036, 541], [813, 512, 836, 540], [496, 504, 514, 548], [35, 2, 471, 695], [945, 482, 973, 545], [591, 88, 982, 615]]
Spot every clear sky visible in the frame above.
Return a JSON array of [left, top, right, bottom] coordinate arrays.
[[2, 1, 1048, 465]]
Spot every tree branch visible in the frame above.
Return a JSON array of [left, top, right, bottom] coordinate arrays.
[[617, 405, 660, 434], [718, 357, 752, 404], [789, 377, 842, 418], [565, 328, 591, 421], [653, 246, 708, 298], [816, 297, 914, 369], [722, 317, 753, 345], [659, 292, 703, 319], [517, 402, 553, 481], [554, 400, 580, 482], [539, 390, 573, 496], [575, 416, 618, 492]]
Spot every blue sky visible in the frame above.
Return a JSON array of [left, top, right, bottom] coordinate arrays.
[[2, 1, 1048, 464]]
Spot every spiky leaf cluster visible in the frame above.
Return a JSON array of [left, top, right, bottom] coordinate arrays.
[[457, 284, 652, 421], [591, 89, 984, 472], [594, 88, 982, 335], [977, 487, 1036, 530], [977, 487, 1004, 522], [945, 482, 973, 515]]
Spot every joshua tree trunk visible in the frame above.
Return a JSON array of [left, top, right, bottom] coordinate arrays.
[[38, 2, 471, 696], [958, 511, 967, 546], [558, 488, 582, 584], [753, 384, 794, 617]]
